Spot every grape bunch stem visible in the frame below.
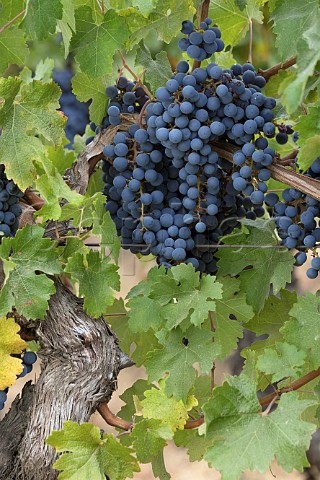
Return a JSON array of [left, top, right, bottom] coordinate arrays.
[[117, 50, 154, 100]]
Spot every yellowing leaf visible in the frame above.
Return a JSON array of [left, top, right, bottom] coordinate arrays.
[[0, 317, 26, 389], [141, 379, 196, 431]]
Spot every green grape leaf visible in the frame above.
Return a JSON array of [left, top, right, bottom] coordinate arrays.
[[217, 220, 294, 312], [128, 0, 196, 46], [127, 295, 163, 333], [191, 375, 212, 408], [107, 299, 161, 366], [244, 290, 297, 391], [34, 58, 55, 83], [209, 0, 263, 47], [271, 0, 319, 61], [91, 195, 121, 262], [0, 27, 28, 74], [295, 106, 320, 141], [72, 0, 104, 23], [65, 250, 120, 317], [104, 298, 133, 357], [131, 0, 157, 16], [0, 0, 27, 23], [72, 72, 112, 125], [150, 264, 222, 329], [59, 193, 97, 227], [23, 0, 63, 40], [59, 238, 89, 263], [118, 379, 150, 422], [282, 22, 320, 115], [46, 145, 76, 175], [214, 276, 254, 359], [235, 0, 247, 9], [57, 0, 76, 57], [246, 290, 297, 350], [264, 69, 294, 99], [256, 342, 306, 383], [214, 49, 237, 70], [203, 370, 317, 479], [59, 193, 116, 259], [46, 421, 139, 480], [281, 293, 320, 369], [0, 225, 61, 319], [174, 429, 212, 462], [135, 46, 172, 93], [294, 106, 320, 170], [151, 450, 171, 480], [86, 167, 105, 198], [0, 77, 65, 190], [0, 316, 26, 390], [126, 265, 168, 299], [146, 325, 215, 401], [36, 168, 83, 221], [296, 135, 320, 172], [141, 380, 197, 431], [131, 419, 171, 463], [106, 296, 162, 367], [70, 7, 129, 79], [131, 330, 162, 367]]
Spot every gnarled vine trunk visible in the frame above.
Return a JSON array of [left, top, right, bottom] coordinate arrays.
[[0, 280, 130, 480]]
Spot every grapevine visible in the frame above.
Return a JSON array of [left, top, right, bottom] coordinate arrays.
[[0, 1, 320, 479]]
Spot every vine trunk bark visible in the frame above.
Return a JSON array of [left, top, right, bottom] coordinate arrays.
[[0, 280, 131, 480]]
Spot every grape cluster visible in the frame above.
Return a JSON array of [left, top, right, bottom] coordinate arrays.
[[267, 154, 320, 280], [87, 76, 150, 145], [0, 351, 37, 411], [99, 19, 318, 278], [0, 165, 23, 239], [54, 68, 90, 149], [101, 55, 285, 272], [178, 18, 225, 61]]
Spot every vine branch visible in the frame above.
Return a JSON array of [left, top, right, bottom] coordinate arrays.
[[211, 141, 320, 201], [0, 9, 26, 34], [258, 56, 296, 81], [259, 367, 320, 407], [99, 367, 320, 431], [23, 189, 45, 211]]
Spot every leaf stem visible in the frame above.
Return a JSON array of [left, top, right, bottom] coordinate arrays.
[[261, 395, 278, 416], [248, 19, 253, 64], [209, 311, 215, 390], [0, 9, 26, 34]]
